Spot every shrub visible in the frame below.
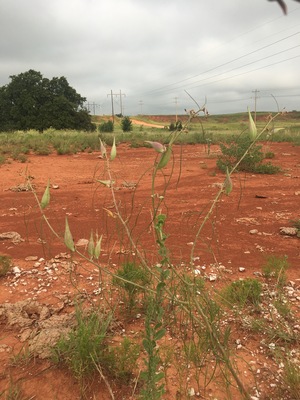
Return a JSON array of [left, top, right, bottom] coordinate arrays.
[[262, 255, 289, 288], [169, 121, 182, 131], [217, 135, 280, 174], [112, 262, 150, 313], [99, 120, 114, 133], [221, 278, 262, 308], [52, 307, 112, 382], [103, 337, 139, 383], [121, 116, 133, 132]]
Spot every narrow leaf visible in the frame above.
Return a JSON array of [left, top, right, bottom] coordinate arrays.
[[64, 217, 75, 252], [154, 328, 166, 341], [157, 145, 172, 169], [110, 136, 117, 160], [40, 180, 50, 209], [248, 107, 257, 141]]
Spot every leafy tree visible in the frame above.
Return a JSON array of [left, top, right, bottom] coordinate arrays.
[[0, 69, 95, 132], [121, 116, 133, 132]]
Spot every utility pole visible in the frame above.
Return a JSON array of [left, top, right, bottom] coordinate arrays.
[[252, 89, 260, 124], [173, 97, 179, 123], [107, 90, 126, 121], [107, 90, 116, 123], [138, 100, 144, 114], [119, 90, 126, 116], [85, 102, 100, 115]]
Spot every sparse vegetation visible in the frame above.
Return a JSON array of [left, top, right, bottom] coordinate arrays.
[[1, 111, 299, 399], [221, 278, 262, 308]]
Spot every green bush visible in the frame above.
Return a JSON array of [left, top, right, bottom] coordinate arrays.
[[52, 307, 112, 382], [121, 116, 133, 132], [99, 120, 114, 133], [262, 255, 289, 288], [103, 337, 139, 383], [221, 278, 262, 308], [217, 135, 280, 174], [113, 262, 150, 313]]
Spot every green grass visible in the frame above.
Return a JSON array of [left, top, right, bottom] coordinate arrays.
[[221, 278, 262, 308], [52, 307, 112, 382]]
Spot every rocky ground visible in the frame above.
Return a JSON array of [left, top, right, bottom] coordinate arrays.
[[0, 142, 299, 399]]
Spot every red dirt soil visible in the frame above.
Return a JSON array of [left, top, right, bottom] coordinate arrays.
[[0, 142, 299, 399]]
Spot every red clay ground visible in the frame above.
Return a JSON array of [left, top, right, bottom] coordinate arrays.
[[0, 142, 299, 399]]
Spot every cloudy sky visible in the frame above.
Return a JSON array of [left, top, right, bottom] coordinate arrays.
[[0, 0, 299, 116]]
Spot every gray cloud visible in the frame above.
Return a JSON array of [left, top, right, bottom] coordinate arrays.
[[0, 0, 299, 115]]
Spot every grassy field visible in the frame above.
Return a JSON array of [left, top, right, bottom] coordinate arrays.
[[0, 112, 299, 164]]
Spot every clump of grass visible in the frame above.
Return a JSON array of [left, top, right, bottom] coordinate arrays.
[[112, 262, 150, 314], [262, 255, 289, 288], [282, 359, 300, 400], [0, 255, 12, 277], [221, 278, 262, 308], [103, 337, 139, 383], [52, 307, 112, 383]]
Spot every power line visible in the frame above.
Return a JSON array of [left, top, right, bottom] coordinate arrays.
[[145, 31, 300, 95]]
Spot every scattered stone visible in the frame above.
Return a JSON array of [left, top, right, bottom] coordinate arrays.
[[52, 184, 59, 189], [239, 267, 246, 272], [249, 229, 259, 235], [25, 256, 39, 261], [208, 274, 217, 282], [0, 231, 24, 244], [279, 227, 298, 236], [12, 266, 21, 275]]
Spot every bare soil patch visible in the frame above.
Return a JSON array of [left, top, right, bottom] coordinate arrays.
[[0, 142, 299, 399]]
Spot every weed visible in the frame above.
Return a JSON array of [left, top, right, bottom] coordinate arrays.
[[282, 358, 300, 400], [3, 381, 23, 400], [221, 278, 262, 308], [0, 255, 12, 277], [52, 306, 112, 382], [10, 346, 33, 367], [217, 135, 280, 174], [264, 151, 275, 159], [112, 262, 150, 314], [262, 255, 289, 288], [103, 337, 140, 383]]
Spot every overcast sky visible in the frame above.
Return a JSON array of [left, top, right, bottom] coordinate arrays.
[[0, 0, 299, 116]]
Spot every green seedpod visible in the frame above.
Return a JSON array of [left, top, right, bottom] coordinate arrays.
[[88, 230, 95, 259], [64, 217, 75, 252], [248, 107, 257, 141], [99, 139, 106, 158], [40, 180, 50, 209], [110, 136, 117, 160], [94, 234, 102, 259], [224, 167, 233, 196], [157, 145, 172, 169]]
